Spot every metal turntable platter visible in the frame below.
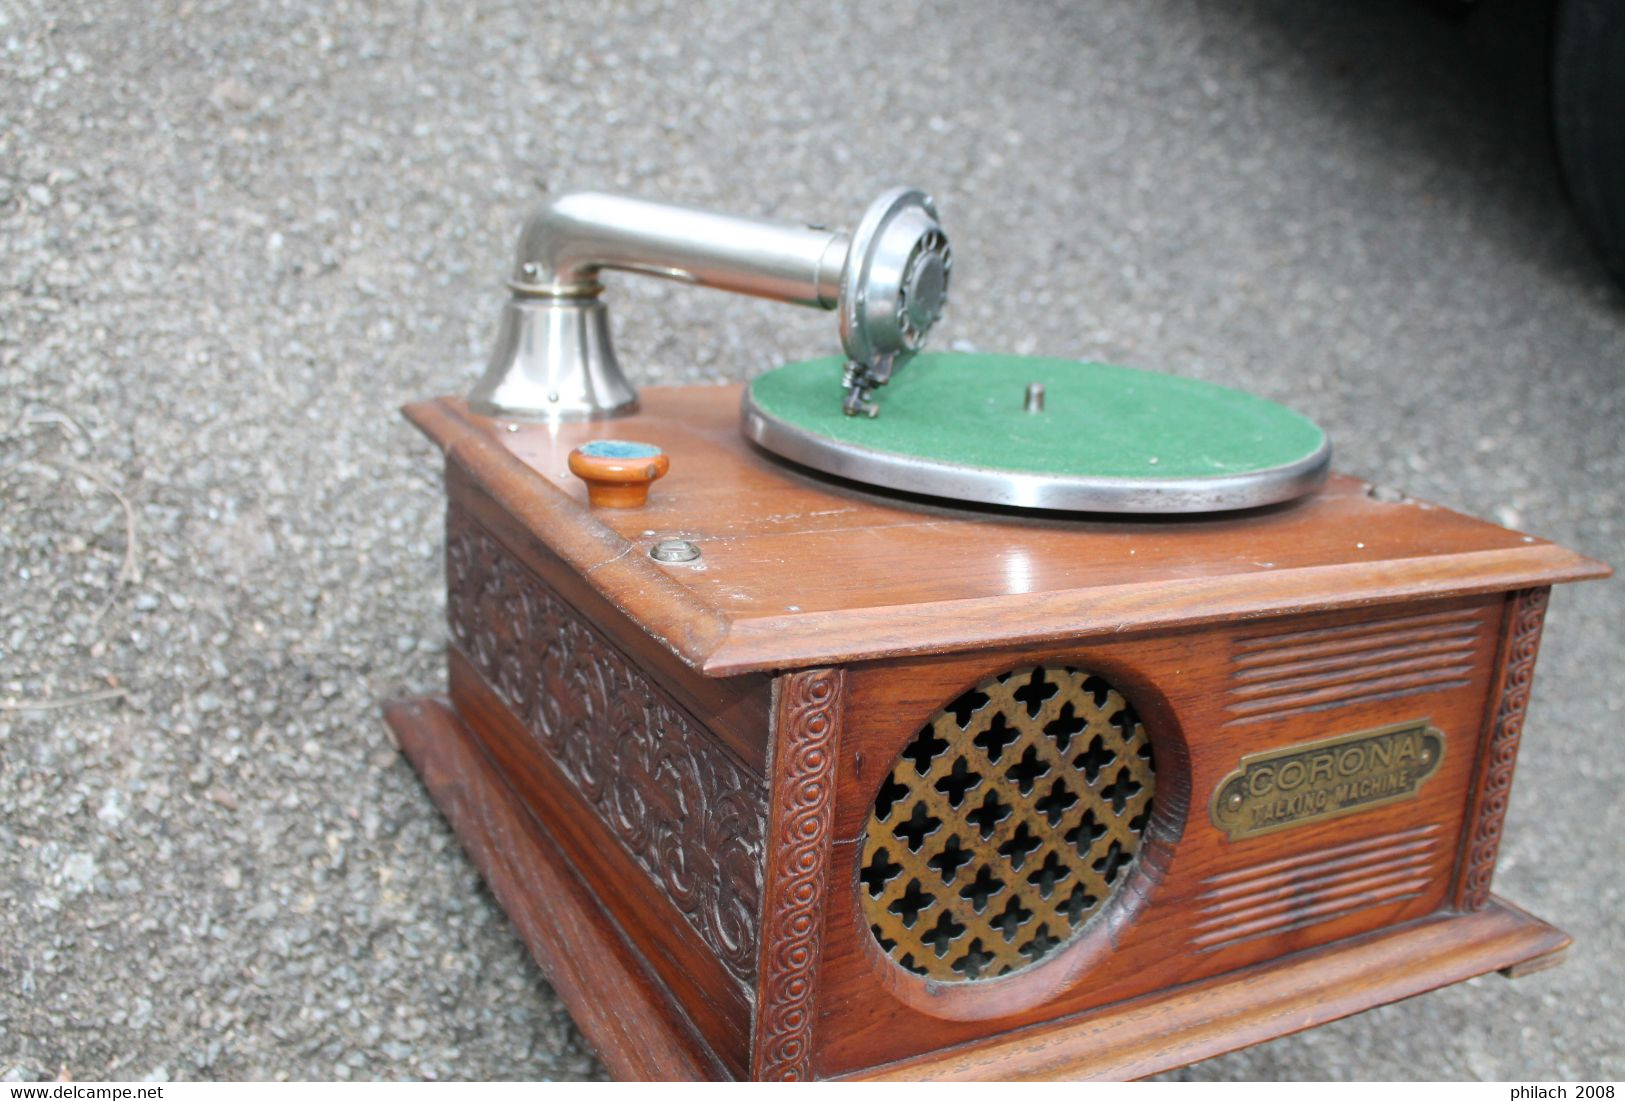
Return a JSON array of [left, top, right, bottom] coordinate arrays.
[[741, 352, 1331, 513]]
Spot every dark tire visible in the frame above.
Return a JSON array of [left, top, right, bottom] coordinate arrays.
[[1552, 0, 1625, 283]]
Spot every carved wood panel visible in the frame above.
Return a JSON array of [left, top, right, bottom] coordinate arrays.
[[1458, 587, 1549, 910], [752, 668, 842, 1081], [446, 507, 767, 986], [810, 603, 1495, 1076]]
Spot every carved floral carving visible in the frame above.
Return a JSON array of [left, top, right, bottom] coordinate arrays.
[[446, 509, 766, 985]]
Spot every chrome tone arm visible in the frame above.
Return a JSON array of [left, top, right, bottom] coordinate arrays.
[[508, 192, 850, 307], [467, 188, 950, 421]]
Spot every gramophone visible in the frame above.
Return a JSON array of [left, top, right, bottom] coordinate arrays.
[[383, 188, 1609, 1080]]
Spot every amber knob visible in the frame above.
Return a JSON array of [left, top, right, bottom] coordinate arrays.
[[567, 440, 670, 508]]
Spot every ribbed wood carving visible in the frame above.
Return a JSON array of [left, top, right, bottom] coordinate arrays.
[[860, 667, 1155, 982], [1226, 606, 1483, 725], [1458, 587, 1549, 910], [445, 509, 766, 986], [1193, 824, 1441, 952]]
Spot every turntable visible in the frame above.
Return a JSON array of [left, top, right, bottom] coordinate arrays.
[[383, 188, 1610, 1080]]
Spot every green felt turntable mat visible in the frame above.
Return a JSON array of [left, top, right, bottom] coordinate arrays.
[[747, 352, 1327, 481]]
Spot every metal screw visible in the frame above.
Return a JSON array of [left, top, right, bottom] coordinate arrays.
[[650, 538, 700, 563], [1024, 382, 1045, 413]]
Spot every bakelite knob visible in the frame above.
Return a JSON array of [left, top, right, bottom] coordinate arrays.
[[567, 440, 669, 508]]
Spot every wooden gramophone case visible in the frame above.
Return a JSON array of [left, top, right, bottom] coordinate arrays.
[[383, 385, 1608, 1081]]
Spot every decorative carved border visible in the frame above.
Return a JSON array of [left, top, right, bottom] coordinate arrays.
[[1457, 587, 1549, 910], [752, 668, 843, 1081], [445, 508, 767, 985]]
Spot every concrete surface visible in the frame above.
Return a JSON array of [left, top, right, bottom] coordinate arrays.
[[2, 0, 1620, 1082]]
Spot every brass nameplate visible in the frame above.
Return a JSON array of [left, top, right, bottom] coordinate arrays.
[[1210, 719, 1444, 841]]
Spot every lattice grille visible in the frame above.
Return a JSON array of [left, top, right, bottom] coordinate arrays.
[[860, 666, 1155, 982]]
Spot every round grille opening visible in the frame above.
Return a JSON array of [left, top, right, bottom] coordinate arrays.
[[859, 666, 1156, 982]]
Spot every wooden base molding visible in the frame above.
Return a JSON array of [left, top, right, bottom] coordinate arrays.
[[854, 898, 1569, 1081], [383, 696, 724, 1082]]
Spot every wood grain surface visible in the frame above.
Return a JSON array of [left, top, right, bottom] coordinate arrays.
[[406, 388, 1607, 676], [807, 593, 1508, 1076], [848, 896, 1569, 1081]]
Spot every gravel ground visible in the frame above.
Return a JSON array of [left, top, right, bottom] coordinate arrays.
[[2, 0, 1620, 1082]]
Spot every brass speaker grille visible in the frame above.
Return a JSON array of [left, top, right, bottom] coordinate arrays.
[[860, 666, 1155, 982]]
